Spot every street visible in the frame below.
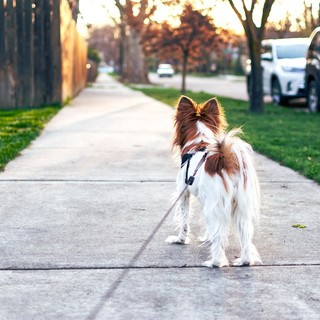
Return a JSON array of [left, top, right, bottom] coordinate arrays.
[[148, 72, 250, 101], [149, 73, 307, 107]]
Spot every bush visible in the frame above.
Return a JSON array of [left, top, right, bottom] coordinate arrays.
[[88, 47, 101, 64]]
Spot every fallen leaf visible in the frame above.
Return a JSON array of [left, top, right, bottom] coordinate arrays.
[[292, 224, 307, 229]]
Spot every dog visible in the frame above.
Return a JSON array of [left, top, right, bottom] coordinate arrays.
[[166, 96, 261, 267]]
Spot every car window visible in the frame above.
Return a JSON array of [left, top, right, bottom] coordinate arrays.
[[159, 64, 173, 69], [276, 43, 308, 59]]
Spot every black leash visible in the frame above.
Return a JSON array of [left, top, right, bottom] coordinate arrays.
[[184, 150, 208, 186], [181, 147, 207, 185], [168, 150, 208, 214], [86, 151, 208, 319]]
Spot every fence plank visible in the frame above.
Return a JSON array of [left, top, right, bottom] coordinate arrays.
[[60, 0, 87, 102], [0, 0, 16, 108], [0, 0, 7, 107], [51, 0, 62, 104], [33, 0, 45, 106], [0, 0, 87, 109], [44, 0, 53, 103], [0, 1, 5, 62], [23, 0, 34, 107], [16, 0, 25, 106]]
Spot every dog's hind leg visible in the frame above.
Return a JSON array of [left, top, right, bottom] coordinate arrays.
[[232, 206, 262, 266], [166, 190, 191, 245], [203, 206, 230, 268]]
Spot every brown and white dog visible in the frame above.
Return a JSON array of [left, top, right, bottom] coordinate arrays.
[[166, 96, 261, 267]]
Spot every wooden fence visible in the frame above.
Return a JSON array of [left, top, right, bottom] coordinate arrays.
[[0, 0, 87, 109]]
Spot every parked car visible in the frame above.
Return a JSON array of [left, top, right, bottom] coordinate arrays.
[[305, 27, 320, 113], [156, 63, 174, 77], [246, 37, 309, 105]]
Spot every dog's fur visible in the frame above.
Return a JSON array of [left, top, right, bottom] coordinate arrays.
[[166, 96, 261, 267]]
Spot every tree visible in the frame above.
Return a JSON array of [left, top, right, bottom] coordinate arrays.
[[299, 0, 320, 36], [88, 47, 101, 64], [265, 3, 320, 39], [88, 25, 120, 69], [265, 13, 293, 39], [227, 0, 275, 113], [149, 3, 223, 93], [114, 0, 155, 83]]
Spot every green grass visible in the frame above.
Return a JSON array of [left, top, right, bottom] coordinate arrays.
[[131, 86, 320, 184], [0, 106, 61, 171]]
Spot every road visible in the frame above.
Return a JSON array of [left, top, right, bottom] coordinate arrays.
[[149, 73, 307, 107], [149, 72, 250, 101]]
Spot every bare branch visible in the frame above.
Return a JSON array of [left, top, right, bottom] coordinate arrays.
[[227, 0, 242, 23], [261, 0, 275, 28], [250, 0, 257, 12]]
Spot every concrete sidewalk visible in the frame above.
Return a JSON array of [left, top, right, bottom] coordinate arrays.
[[0, 74, 319, 319]]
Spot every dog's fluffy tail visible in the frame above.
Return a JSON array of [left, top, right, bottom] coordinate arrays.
[[204, 128, 260, 219], [205, 128, 245, 181]]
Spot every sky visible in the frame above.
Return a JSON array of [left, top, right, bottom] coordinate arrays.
[[77, 0, 320, 37]]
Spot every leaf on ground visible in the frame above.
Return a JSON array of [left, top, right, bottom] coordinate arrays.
[[291, 224, 307, 229]]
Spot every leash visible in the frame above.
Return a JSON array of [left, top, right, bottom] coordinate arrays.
[[86, 151, 208, 319], [185, 151, 207, 186], [166, 151, 208, 217], [181, 147, 207, 185]]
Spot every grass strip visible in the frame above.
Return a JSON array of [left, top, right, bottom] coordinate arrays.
[[131, 86, 320, 184], [0, 106, 61, 171]]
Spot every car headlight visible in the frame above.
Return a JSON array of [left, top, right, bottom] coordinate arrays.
[[281, 66, 304, 72]]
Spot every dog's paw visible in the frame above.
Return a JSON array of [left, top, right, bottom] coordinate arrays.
[[232, 258, 250, 267], [232, 256, 262, 267], [203, 259, 229, 268], [197, 235, 208, 243], [165, 235, 190, 245]]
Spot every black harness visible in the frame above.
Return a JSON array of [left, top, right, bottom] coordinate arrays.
[[181, 147, 207, 185]]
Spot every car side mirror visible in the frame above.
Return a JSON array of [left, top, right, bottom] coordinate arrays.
[[261, 52, 273, 61]]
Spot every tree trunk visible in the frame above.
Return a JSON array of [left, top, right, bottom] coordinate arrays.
[[121, 26, 149, 84], [118, 22, 125, 74], [226, 0, 275, 113], [247, 33, 264, 113], [181, 50, 188, 93]]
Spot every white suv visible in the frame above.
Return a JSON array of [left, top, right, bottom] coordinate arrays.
[[246, 38, 309, 105], [156, 63, 174, 77]]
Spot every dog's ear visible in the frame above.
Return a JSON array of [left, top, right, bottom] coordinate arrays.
[[176, 95, 196, 113], [201, 97, 220, 115], [200, 97, 227, 131]]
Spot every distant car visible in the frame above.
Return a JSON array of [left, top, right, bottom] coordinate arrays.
[[305, 27, 320, 113], [98, 64, 114, 73], [246, 38, 309, 105], [156, 63, 174, 77]]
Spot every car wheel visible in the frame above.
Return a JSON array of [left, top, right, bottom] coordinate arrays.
[[271, 78, 287, 106], [307, 80, 319, 113]]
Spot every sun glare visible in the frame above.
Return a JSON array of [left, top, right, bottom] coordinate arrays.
[[206, 2, 243, 34], [78, 0, 316, 36]]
